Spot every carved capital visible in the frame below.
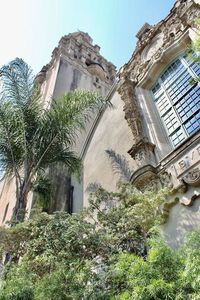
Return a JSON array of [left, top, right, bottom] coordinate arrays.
[[128, 138, 155, 166]]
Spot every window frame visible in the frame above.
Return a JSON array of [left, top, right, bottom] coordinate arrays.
[[151, 52, 200, 148]]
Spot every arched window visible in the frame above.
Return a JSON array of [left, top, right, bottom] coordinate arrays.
[[151, 53, 200, 147]]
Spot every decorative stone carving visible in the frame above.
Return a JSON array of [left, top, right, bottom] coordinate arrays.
[[187, 6, 200, 25], [130, 165, 158, 191], [118, 79, 144, 143], [118, 79, 157, 170], [159, 171, 174, 189], [119, 0, 200, 85], [87, 63, 105, 80], [183, 168, 200, 187], [130, 165, 173, 192], [136, 23, 152, 40], [141, 33, 164, 62], [128, 138, 155, 166], [36, 31, 116, 86]]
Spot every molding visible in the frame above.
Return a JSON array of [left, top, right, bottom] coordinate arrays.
[[130, 165, 173, 192], [36, 31, 116, 85], [128, 138, 155, 167], [119, 0, 200, 86], [159, 131, 200, 170], [128, 138, 155, 159]]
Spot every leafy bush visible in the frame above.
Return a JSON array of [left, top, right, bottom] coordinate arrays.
[[0, 184, 199, 299]]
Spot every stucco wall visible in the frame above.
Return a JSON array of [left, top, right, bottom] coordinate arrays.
[[0, 177, 16, 224], [136, 87, 173, 161], [0, 176, 33, 224], [83, 90, 136, 206], [163, 186, 200, 248], [53, 56, 111, 156], [40, 55, 113, 212]]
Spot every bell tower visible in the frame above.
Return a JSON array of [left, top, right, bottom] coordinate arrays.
[[35, 31, 116, 213]]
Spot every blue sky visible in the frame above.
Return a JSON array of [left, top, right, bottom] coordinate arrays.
[[0, 0, 175, 74]]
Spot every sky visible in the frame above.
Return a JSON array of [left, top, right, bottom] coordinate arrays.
[[0, 0, 176, 75]]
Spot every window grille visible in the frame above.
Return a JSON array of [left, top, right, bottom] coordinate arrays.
[[151, 53, 200, 147]]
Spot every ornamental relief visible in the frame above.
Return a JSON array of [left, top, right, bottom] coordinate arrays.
[[122, 1, 199, 84], [141, 33, 164, 62], [134, 170, 173, 192], [118, 79, 144, 143], [183, 168, 200, 187], [128, 138, 156, 167]]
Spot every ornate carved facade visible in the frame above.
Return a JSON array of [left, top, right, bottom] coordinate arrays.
[[117, 0, 200, 205], [0, 0, 200, 248]]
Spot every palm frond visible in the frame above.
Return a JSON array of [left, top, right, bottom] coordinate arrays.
[[32, 90, 109, 172], [0, 58, 110, 217], [0, 101, 24, 175], [0, 58, 34, 107], [0, 59, 43, 176]]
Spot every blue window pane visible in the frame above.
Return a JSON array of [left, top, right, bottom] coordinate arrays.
[[151, 53, 200, 147], [184, 112, 200, 135], [170, 128, 185, 146], [190, 63, 200, 77]]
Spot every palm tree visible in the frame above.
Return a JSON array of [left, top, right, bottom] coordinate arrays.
[[0, 58, 108, 221]]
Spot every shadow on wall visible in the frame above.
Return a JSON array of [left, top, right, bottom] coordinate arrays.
[[163, 198, 200, 249], [85, 182, 102, 193], [105, 149, 133, 182], [85, 149, 133, 193]]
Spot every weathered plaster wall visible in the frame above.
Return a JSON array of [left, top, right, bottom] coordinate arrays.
[[163, 187, 200, 248], [49, 55, 113, 212], [83, 91, 136, 206], [0, 176, 33, 224], [40, 58, 60, 109], [0, 177, 16, 224]]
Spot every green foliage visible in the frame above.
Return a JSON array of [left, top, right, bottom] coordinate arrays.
[[87, 184, 168, 255], [188, 19, 200, 84], [0, 263, 35, 300], [0, 184, 199, 299], [0, 58, 108, 219], [32, 174, 52, 212], [193, 19, 200, 53]]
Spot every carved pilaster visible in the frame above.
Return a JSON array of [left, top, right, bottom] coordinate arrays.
[[118, 79, 156, 168], [118, 79, 144, 143]]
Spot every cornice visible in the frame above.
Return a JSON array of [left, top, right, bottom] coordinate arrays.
[[36, 31, 116, 85], [119, 0, 200, 84]]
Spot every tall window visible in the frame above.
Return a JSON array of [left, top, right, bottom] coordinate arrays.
[[151, 53, 200, 147]]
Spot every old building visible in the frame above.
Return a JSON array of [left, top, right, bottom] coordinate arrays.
[[35, 31, 116, 213], [0, 0, 200, 248], [0, 31, 116, 223], [82, 0, 200, 247]]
